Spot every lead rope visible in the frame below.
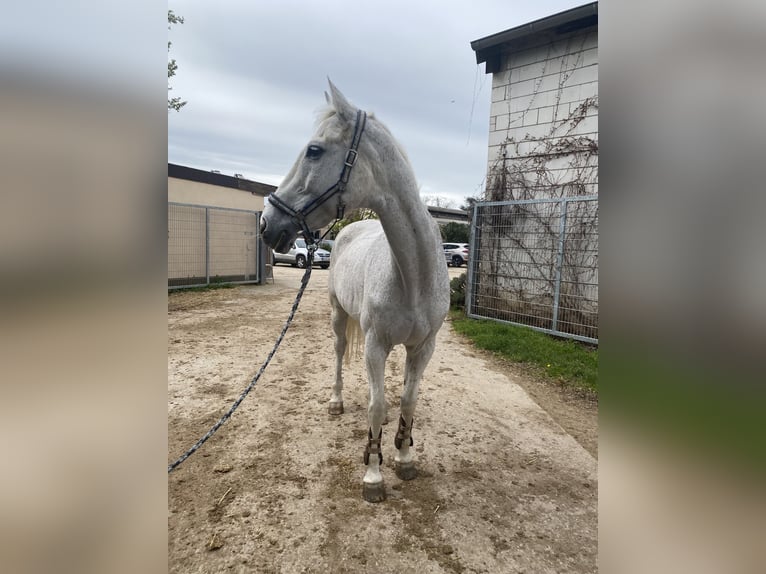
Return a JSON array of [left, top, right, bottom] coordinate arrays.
[[168, 248, 316, 473], [168, 221, 345, 473]]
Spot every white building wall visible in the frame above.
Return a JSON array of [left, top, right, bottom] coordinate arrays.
[[486, 26, 598, 199], [475, 23, 600, 324], [168, 177, 265, 211]]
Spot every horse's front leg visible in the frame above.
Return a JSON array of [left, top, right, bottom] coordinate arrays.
[[395, 338, 435, 481], [362, 337, 390, 503], [328, 303, 347, 415]]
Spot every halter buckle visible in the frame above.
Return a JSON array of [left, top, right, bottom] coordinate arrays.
[[344, 149, 358, 167]]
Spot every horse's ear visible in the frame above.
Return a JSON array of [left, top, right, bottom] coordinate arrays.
[[327, 79, 356, 123], [324, 91, 331, 104]]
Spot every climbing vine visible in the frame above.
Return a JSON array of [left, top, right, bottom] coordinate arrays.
[[471, 31, 599, 341]]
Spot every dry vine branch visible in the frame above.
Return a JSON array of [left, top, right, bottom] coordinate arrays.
[[473, 32, 598, 339]]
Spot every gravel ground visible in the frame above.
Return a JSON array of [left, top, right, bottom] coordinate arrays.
[[168, 265, 597, 574]]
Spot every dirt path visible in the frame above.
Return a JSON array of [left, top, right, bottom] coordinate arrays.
[[168, 266, 597, 573]]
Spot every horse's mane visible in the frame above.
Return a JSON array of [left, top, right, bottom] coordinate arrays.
[[316, 104, 412, 166]]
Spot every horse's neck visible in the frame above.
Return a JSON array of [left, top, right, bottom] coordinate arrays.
[[375, 185, 440, 297], [361, 123, 441, 298]]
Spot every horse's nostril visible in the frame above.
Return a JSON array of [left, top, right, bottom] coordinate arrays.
[[261, 216, 268, 234]]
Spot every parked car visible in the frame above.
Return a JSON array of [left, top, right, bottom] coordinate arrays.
[[272, 238, 331, 269], [443, 243, 469, 267]]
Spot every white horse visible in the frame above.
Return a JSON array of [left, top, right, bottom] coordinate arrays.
[[260, 82, 449, 502]]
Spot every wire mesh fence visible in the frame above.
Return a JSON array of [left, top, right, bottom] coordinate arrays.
[[168, 202, 262, 288], [466, 196, 598, 344]]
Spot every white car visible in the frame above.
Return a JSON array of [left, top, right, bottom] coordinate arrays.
[[272, 237, 331, 269], [443, 243, 469, 267]]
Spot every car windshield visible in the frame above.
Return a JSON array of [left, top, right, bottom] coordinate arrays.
[[296, 239, 306, 248]]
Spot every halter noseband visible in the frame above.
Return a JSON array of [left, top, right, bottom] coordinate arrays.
[[268, 109, 367, 243]]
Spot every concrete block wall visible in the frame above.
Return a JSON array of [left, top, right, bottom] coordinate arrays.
[[486, 26, 598, 198]]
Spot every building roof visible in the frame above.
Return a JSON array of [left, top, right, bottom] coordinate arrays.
[[427, 205, 470, 222], [168, 163, 276, 197], [471, 2, 598, 72]]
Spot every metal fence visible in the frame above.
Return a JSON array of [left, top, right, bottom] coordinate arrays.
[[466, 196, 598, 344], [168, 202, 263, 289]]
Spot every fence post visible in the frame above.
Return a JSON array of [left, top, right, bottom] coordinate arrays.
[[205, 207, 210, 286], [256, 211, 263, 284], [551, 199, 568, 333], [465, 204, 480, 314]]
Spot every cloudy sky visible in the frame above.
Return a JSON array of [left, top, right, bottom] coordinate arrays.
[[168, 0, 586, 207]]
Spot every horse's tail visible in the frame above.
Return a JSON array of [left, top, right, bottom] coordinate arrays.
[[344, 318, 363, 366]]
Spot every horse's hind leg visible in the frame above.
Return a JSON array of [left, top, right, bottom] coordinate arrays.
[[395, 338, 436, 481], [328, 301, 347, 415]]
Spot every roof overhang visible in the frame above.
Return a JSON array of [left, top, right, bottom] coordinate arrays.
[[427, 205, 470, 222], [168, 163, 276, 197], [470, 2, 598, 73]]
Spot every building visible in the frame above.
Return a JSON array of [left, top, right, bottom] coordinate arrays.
[[168, 164, 275, 287], [168, 163, 274, 211], [426, 205, 470, 226], [467, 3, 599, 343], [471, 2, 598, 201]]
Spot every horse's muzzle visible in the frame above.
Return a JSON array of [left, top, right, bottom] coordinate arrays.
[[261, 215, 299, 253]]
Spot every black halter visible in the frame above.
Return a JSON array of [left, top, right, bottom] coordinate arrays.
[[267, 109, 367, 243]]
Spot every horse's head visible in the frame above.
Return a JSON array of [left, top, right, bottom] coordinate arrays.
[[261, 81, 367, 253]]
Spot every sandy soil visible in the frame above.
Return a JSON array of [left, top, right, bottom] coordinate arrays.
[[168, 265, 597, 574]]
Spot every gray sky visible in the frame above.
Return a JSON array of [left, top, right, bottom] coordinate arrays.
[[168, 0, 586, 207]]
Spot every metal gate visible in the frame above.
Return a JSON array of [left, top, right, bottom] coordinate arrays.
[[466, 196, 598, 344], [168, 202, 264, 289]]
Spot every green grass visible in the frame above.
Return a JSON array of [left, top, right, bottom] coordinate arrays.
[[449, 310, 598, 392]]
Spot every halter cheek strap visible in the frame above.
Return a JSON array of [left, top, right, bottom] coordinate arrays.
[[268, 109, 367, 243]]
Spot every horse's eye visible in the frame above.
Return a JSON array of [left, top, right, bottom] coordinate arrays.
[[306, 145, 324, 159]]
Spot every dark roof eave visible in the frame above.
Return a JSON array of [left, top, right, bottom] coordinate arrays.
[[168, 163, 276, 196], [426, 205, 470, 221], [470, 2, 598, 67]]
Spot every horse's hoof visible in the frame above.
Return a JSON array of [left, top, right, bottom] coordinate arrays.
[[328, 401, 344, 415], [395, 461, 417, 481], [362, 481, 387, 503]]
